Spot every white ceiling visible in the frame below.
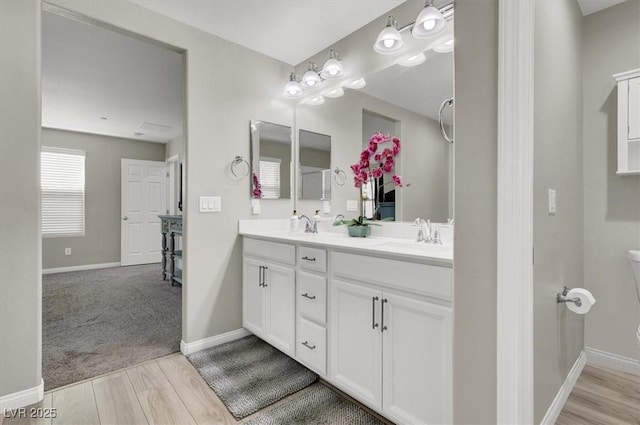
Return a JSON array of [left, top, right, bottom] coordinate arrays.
[[128, 0, 406, 66], [577, 0, 628, 15], [361, 50, 454, 123], [42, 11, 183, 143]]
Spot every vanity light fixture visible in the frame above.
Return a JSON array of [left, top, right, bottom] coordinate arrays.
[[433, 37, 454, 53], [320, 50, 344, 80], [345, 78, 367, 89], [372, 1, 453, 56], [283, 72, 304, 98], [324, 87, 345, 98], [307, 95, 325, 106], [301, 62, 322, 89], [398, 52, 427, 67], [373, 16, 404, 54], [412, 0, 447, 38]]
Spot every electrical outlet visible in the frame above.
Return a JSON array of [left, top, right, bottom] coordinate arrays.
[[65, 248, 72, 256], [548, 189, 557, 215]]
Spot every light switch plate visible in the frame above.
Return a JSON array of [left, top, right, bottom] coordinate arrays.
[[200, 196, 222, 213], [346, 200, 358, 212], [548, 189, 557, 215], [323, 201, 331, 214], [251, 199, 261, 215]]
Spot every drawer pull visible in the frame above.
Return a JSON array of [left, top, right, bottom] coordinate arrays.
[[301, 293, 316, 300], [381, 298, 388, 332], [301, 341, 316, 350], [372, 296, 379, 329], [302, 256, 316, 262]]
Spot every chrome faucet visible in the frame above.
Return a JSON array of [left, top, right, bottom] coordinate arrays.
[[299, 215, 317, 233], [413, 218, 433, 243]]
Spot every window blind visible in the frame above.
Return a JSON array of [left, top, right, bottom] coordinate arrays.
[[259, 157, 281, 199], [322, 169, 331, 201], [41, 147, 85, 237]]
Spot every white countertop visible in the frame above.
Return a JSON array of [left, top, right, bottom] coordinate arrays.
[[238, 220, 453, 267]]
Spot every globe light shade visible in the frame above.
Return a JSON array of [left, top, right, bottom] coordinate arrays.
[[433, 37, 454, 53], [283, 74, 303, 98], [324, 87, 345, 98], [373, 25, 404, 54], [346, 78, 366, 89], [412, 2, 446, 38], [320, 58, 344, 80], [398, 52, 427, 67], [301, 69, 322, 89]]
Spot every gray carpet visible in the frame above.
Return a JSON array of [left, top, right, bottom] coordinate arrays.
[[243, 383, 385, 425], [187, 335, 319, 420], [43, 264, 181, 391]]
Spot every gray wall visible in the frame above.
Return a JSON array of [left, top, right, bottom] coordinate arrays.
[[41, 129, 166, 269], [0, 0, 42, 398], [583, 0, 640, 359], [533, 1, 585, 422], [453, 0, 498, 423]]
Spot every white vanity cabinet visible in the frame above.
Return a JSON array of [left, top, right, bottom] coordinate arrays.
[[242, 239, 296, 356], [330, 251, 453, 425], [614, 69, 640, 174]]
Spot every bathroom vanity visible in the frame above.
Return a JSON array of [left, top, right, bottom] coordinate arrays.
[[240, 221, 453, 424]]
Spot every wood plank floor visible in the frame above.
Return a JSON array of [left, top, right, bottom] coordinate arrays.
[[556, 364, 640, 425], [2, 353, 390, 425]]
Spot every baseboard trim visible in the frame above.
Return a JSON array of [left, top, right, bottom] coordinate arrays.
[[584, 346, 640, 376], [0, 379, 44, 411], [180, 328, 251, 356], [42, 262, 121, 275], [540, 351, 586, 425]]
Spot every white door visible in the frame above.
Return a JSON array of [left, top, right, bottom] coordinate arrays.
[[121, 159, 167, 266], [629, 77, 640, 140], [382, 293, 453, 425], [243, 258, 266, 336], [265, 263, 296, 356], [330, 279, 383, 409]]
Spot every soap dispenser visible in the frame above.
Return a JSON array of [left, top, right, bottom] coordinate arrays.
[[290, 210, 300, 232], [312, 210, 322, 232]]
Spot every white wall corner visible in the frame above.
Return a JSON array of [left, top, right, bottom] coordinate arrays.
[[496, 0, 536, 424], [540, 351, 587, 425], [584, 347, 640, 376], [0, 379, 44, 412], [180, 328, 251, 356]]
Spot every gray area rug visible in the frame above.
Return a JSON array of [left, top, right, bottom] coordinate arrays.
[[43, 264, 181, 390], [244, 383, 385, 425], [187, 335, 319, 419]]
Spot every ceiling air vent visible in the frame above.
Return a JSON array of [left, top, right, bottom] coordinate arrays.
[[139, 122, 171, 132]]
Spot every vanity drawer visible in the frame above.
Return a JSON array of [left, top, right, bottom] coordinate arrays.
[[297, 317, 326, 375], [332, 251, 453, 301], [297, 271, 327, 325], [243, 238, 295, 265], [298, 246, 327, 272]]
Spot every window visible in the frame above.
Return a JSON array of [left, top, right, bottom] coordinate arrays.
[[259, 157, 281, 199], [41, 147, 85, 237]]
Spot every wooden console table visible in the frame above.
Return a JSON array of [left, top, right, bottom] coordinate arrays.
[[159, 215, 182, 286]]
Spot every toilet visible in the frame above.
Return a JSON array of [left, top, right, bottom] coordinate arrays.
[[628, 250, 640, 348]]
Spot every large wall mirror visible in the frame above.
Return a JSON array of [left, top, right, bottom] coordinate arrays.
[[294, 48, 453, 222], [250, 120, 292, 200], [298, 130, 331, 201]]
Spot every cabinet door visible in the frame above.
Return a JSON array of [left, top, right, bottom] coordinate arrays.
[[330, 279, 383, 409], [242, 257, 265, 336], [265, 263, 296, 356], [382, 293, 452, 425], [629, 77, 640, 140]]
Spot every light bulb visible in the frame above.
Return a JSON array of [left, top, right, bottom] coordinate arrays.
[[423, 19, 436, 30], [373, 16, 404, 55], [283, 74, 303, 98], [383, 39, 395, 48], [320, 53, 344, 80]]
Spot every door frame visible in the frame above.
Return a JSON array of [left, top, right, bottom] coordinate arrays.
[[496, 0, 535, 423], [166, 154, 180, 215]]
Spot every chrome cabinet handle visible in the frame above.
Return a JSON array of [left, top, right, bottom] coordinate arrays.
[[258, 266, 264, 287], [301, 293, 316, 300], [301, 341, 316, 350], [372, 296, 379, 329], [123, 216, 129, 221], [381, 298, 388, 332], [301, 256, 316, 262], [262, 266, 268, 287]]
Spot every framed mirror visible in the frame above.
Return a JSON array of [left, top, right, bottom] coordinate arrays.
[[298, 129, 331, 201], [249, 120, 292, 200]]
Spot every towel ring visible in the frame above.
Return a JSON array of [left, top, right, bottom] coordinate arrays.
[[231, 155, 250, 178], [438, 97, 454, 144], [334, 167, 347, 186]]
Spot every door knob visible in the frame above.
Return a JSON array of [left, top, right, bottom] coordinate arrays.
[[123, 216, 129, 221]]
